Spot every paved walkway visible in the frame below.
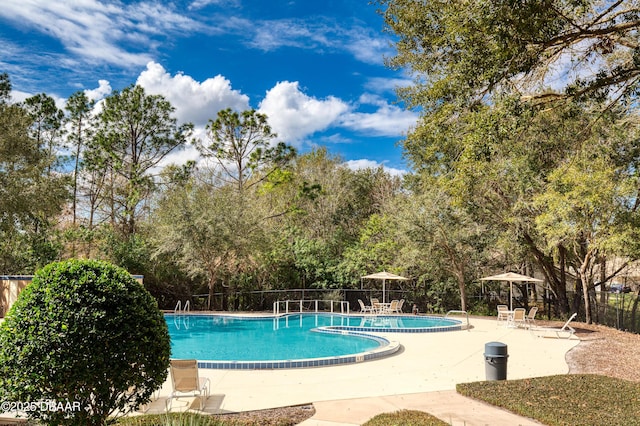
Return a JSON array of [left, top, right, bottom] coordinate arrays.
[[298, 390, 543, 426], [148, 315, 579, 425]]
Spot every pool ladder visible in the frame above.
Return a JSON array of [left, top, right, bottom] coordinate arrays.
[[174, 300, 190, 313]]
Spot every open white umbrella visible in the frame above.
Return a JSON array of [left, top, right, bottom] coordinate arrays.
[[480, 272, 543, 310], [361, 271, 408, 303]]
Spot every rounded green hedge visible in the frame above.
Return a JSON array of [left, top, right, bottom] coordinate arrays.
[[0, 259, 171, 425]]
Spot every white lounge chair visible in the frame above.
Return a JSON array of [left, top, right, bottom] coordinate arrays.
[[166, 359, 210, 411], [531, 313, 577, 339]]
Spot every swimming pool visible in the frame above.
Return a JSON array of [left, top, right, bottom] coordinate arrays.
[[167, 313, 462, 369]]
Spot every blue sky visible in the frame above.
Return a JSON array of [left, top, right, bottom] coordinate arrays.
[[0, 0, 417, 175]]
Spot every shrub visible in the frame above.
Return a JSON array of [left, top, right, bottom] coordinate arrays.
[[0, 259, 171, 425]]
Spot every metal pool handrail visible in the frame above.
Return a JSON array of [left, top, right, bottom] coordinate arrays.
[[273, 299, 350, 315], [174, 300, 190, 313], [445, 310, 470, 330]]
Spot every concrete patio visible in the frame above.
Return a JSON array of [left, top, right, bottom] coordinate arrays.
[[148, 315, 579, 424]]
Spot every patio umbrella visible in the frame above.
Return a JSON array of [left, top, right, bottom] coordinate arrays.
[[480, 272, 543, 310], [361, 271, 408, 303]]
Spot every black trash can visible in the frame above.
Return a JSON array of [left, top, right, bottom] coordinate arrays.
[[484, 341, 508, 381]]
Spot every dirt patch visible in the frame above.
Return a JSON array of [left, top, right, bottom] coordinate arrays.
[[213, 404, 315, 425], [565, 321, 640, 382]]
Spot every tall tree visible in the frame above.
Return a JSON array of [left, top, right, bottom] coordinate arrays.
[[196, 108, 295, 193], [22, 93, 65, 174], [64, 91, 95, 249], [92, 85, 193, 237]]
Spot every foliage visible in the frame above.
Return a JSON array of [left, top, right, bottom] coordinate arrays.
[[0, 75, 70, 273], [0, 259, 171, 425], [91, 84, 193, 237], [117, 413, 224, 426], [457, 374, 640, 426], [117, 411, 308, 426], [363, 410, 448, 426], [150, 171, 266, 309], [197, 108, 295, 193], [377, 0, 640, 110]]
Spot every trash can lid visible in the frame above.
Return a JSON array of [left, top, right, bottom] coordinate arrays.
[[484, 341, 508, 356]]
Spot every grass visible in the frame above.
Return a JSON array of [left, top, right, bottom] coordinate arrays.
[[457, 374, 640, 426], [117, 413, 224, 426], [362, 410, 449, 425]]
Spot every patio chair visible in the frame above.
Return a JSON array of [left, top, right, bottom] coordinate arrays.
[[525, 306, 538, 329], [166, 359, 210, 411], [496, 305, 509, 323], [386, 299, 400, 314], [530, 313, 577, 339], [511, 307, 526, 328], [357, 299, 374, 314], [370, 298, 381, 313], [395, 299, 405, 313]]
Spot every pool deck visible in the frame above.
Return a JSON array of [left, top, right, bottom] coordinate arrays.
[[148, 314, 579, 425]]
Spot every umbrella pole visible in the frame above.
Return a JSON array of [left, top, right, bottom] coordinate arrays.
[[509, 281, 513, 311]]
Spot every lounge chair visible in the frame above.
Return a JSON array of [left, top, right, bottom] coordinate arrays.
[[525, 306, 538, 329], [531, 313, 577, 339], [511, 307, 526, 328], [357, 299, 374, 314], [395, 299, 405, 314], [496, 305, 509, 323], [166, 359, 210, 411]]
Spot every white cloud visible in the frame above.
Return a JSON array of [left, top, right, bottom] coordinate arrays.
[[258, 81, 349, 144], [364, 77, 413, 94], [343, 30, 393, 65], [189, 0, 240, 10], [136, 62, 250, 126], [339, 95, 418, 137], [84, 80, 112, 102], [344, 159, 406, 177], [0, 0, 198, 67], [245, 18, 392, 65]]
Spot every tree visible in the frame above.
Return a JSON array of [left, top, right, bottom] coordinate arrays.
[[196, 108, 295, 193], [401, 91, 640, 318], [534, 143, 640, 322], [92, 85, 193, 237], [0, 259, 170, 425], [65, 91, 95, 232], [150, 172, 264, 309], [377, 0, 640, 110], [0, 75, 69, 272], [394, 187, 492, 311], [23, 93, 65, 174]]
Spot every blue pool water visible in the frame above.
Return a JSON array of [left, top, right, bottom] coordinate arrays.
[[167, 314, 460, 366]]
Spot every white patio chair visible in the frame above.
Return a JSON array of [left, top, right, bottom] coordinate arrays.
[[358, 299, 374, 314], [166, 359, 210, 411]]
